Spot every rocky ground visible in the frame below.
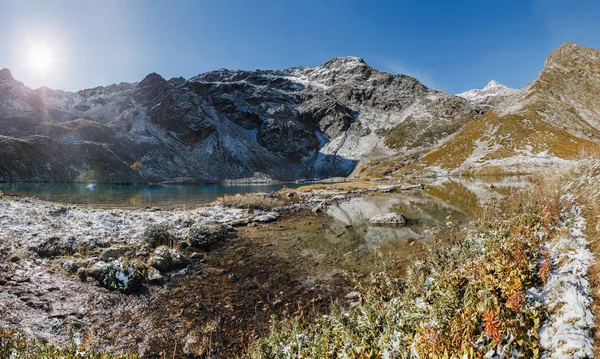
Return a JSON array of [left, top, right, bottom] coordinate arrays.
[[0, 184, 426, 358]]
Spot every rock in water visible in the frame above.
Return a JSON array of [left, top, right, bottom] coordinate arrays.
[[368, 213, 407, 226], [253, 211, 280, 223]]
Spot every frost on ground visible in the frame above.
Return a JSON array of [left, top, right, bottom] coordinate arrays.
[[0, 196, 250, 250], [0, 195, 253, 348], [539, 194, 594, 359]]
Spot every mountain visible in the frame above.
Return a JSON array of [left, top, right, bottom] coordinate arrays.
[[0, 57, 479, 183], [420, 42, 600, 175], [457, 80, 518, 109]]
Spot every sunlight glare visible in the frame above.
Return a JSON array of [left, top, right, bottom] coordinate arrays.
[[27, 42, 56, 75]]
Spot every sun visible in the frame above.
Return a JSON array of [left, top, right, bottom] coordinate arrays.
[[27, 42, 56, 75]]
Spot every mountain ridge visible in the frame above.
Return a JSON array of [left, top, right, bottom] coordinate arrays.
[[3, 43, 599, 183], [0, 56, 480, 183]]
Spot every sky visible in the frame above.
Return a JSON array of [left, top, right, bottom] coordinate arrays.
[[2, 0, 600, 94]]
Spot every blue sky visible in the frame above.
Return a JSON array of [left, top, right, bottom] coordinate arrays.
[[2, 0, 600, 94]]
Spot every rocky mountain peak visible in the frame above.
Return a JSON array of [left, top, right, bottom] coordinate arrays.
[[321, 56, 368, 70], [544, 42, 600, 69], [138, 72, 167, 88], [0, 68, 14, 81]]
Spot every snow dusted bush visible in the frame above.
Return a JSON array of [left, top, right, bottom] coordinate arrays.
[[88, 259, 147, 294]]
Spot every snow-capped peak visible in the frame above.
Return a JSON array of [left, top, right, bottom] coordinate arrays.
[[456, 80, 518, 107], [484, 80, 502, 89]]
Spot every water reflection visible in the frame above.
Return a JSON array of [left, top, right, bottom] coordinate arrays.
[[0, 182, 309, 208], [324, 176, 530, 250]]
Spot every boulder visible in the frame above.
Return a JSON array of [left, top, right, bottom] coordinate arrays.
[[187, 224, 228, 250], [148, 246, 188, 272], [142, 223, 176, 248], [368, 213, 407, 226], [147, 267, 164, 285], [253, 211, 280, 223], [100, 247, 125, 262]]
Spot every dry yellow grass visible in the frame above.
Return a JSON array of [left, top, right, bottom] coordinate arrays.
[[282, 181, 383, 193], [216, 193, 299, 210], [422, 110, 600, 171]]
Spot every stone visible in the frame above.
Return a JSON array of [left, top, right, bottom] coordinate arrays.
[[187, 224, 228, 250], [148, 246, 188, 272], [253, 211, 280, 223], [147, 267, 164, 285], [62, 260, 75, 273], [33, 237, 78, 258], [100, 247, 125, 262], [368, 213, 407, 226], [77, 267, 87, 282], [142, 223, 176, 248], [190, 252, 204, 261], [345, 291, 361, 300]]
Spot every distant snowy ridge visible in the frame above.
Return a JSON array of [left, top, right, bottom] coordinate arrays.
[[457, 80, 518, 108]]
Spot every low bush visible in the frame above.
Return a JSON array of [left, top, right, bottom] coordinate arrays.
[[142, 223, 178, 248], [217, 193, 297, 210]]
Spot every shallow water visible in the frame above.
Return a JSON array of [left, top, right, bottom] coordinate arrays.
[[0, 182, 310, 208], [322, 176, 530, 257]]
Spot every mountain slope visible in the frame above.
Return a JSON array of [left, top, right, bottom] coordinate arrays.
[[0, 58, 479, 183], [421, 42, 600, 174]]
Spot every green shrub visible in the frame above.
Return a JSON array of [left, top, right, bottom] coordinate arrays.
[[142, 223, 177, 248]]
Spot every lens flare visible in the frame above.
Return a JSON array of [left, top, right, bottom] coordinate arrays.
[[27, 42, 56, 75]]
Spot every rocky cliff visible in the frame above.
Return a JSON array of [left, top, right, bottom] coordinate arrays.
[[0, 58, 479, 183]]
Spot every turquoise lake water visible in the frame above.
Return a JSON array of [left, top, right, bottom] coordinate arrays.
[[0, 182, 309, 208]]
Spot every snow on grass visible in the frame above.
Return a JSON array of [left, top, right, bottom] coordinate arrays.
[[0, 197, 250, 250], [539, 194, 594, 359]]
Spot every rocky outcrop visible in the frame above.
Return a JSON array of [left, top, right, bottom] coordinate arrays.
[[0, 57, 479, 183]]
